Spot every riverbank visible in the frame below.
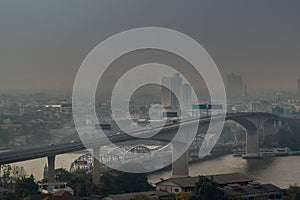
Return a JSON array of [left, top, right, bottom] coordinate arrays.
[[148, 154, 300, 188]]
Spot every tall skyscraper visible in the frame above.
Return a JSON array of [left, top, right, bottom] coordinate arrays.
[[244, 84, 248, 100], [170, 73, 182, 109], [227, 73, 243, 101], [182, 83, 192, 110], [161, 76, 172, 107], [161, 73, 185, 109], [298, 79, 300, 97]]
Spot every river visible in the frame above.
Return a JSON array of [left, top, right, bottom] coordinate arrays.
[[148, 155, 300, 188], [11, 153, 300, 189]]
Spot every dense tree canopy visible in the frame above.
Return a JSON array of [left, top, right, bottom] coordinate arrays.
[[14, 175, 38, 200], [0, 165, 37, 200], [100, 170, 152, 195], [191, 176, 224, 200], [55, 168, 95, 197]]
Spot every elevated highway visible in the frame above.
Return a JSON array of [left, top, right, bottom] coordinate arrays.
[[0, 112, 283, 184]]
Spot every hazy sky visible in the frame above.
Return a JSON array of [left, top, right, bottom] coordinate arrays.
[[0, 0, 300, 92]]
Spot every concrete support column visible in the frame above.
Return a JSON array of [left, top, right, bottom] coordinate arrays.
[[243, 130, 261, 159], [47, 155, 56, 183], [92, 147, 101, 186], [172, 142, 189, 177]]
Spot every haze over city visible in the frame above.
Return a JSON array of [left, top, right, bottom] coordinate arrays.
[[1, 1, 300, 200], [1, 1, 300, 92]]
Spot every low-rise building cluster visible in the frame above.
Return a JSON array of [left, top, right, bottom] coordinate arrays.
[[101, 173, 284, 200]]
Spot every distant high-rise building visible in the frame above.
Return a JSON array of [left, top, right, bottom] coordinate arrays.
[[244, 84, 248, 99], [298, 79, 300, 97], [182, 83, 192, 110], [227, 73, 243, 101], [170, 73, 182, 108], [161, 73, 183, 109], [161, 76, 172, 108]]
